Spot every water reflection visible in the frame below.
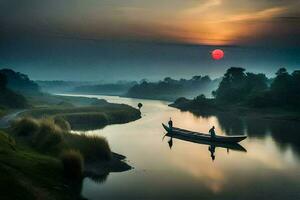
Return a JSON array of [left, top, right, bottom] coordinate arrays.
[[168, 137, 173, 149], [62, 94, 300, 200], [209, 144, 216, 161], [166, 135, 246, 162], [189, 111, 300, 157]]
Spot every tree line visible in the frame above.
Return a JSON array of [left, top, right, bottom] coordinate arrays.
[[126, 75, 219, 101], [0, 72, 28, 108], [210, 67, 300, 108]]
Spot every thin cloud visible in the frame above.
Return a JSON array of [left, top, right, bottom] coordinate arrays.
[[182, 0, 223, 15], [221, 7, 287, 23]]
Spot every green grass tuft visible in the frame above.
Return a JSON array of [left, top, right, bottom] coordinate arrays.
[[12, 117, 40, 137], [60, 149, 84, 180], [12, 117, 112, 161], [54, 116, 71, 131], [65, 134, 112, 162], [31, 118, 64, 153]]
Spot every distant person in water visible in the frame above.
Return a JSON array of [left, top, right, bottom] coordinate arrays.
[[209, 126, 216, 139], [168, 118, 173, 129]]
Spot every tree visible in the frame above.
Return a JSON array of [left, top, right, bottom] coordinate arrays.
[[0, 73, 7, 90], [214, 67, 269, 104], [215, 67, 247, 102], [193, 94, 207, 104], [192, 76, 201, 81], [245, 72, 268, 93], [291, 70, 300, 92], [270, 68, 293, 105], [0, 69, 40, 94], [164, 77, 173, 83], [138, 103, 143, 110]]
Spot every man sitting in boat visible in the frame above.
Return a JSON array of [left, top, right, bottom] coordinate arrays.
[[209, 126, 216, 139], [168, 118, 173, 129]]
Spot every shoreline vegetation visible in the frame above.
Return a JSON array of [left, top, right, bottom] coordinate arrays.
[[37, 76, 220, 101], [0, 116, 132, 199], [21, 102, 141, 131], [170, 99, 300, 121], [125, 76, 219, 101], [0, 69, 142, 199], [0, 96, 140, 199], [171, 67, 300, 121]]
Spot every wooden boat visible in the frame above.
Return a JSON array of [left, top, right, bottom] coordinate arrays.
[[165, 133, 247, 152], [162, 123, 247, 144]]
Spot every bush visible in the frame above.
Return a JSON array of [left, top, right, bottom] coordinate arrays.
[[12, 117, 112, 163], [54, 117, 71, 131], [60, 149, 84, 180], [65, 134, 111, 161], [12, 118, 40, 136], [32, 118, 64, 152]]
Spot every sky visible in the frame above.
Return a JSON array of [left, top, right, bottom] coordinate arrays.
[[0, 0, 300, 81]]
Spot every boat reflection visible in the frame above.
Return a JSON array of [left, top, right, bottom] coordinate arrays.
[[165, 133, 246, 161]]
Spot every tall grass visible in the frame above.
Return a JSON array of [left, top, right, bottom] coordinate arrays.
[[32, 118, 64, 153], [12, 117, 112, 161], [65, 134, 111, 161], [60, 149, 84, 180], [54, 116, 71, 131], [12, 118, 40, 136]]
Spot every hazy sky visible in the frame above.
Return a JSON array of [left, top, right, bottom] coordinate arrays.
[[0, 0, 299, 81], [1, 0, 300, 46]]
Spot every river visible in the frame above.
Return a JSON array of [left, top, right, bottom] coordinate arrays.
[[66, 94, 300, 200]]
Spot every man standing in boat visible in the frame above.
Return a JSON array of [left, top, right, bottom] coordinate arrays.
[[168, 118, 173, 130], [209, 126, 216, 139]]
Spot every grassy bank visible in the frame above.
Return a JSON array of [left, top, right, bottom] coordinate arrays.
[[0, 130, 71, 199], [0, 117, 131, 199], [12, 117, 112, 161], [0, 94, 139, 198], [21, 103, 141, 130]]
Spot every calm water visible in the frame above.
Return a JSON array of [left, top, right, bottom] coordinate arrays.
[[67, 94, 300, 200]]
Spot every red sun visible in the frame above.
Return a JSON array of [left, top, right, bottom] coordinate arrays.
[[211, 49, 224, 60]]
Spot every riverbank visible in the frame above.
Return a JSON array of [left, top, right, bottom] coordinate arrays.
[[0, 94, 141, 199], [21, 104, 141, 131], [0, 128, 131, 199], [170, 98, 300, 121]]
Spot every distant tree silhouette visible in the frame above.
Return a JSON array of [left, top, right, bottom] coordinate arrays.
[[214, 67, 269, 104], [245, 72, 268, 93], [0, 73, 7, 90], [127, 75, 217, 101], [214, 67, 247, 102], [0, 70, 29, 108], [268, 68, 300, 106], [271, 68, 292, 95], [174, 67, 300, 110], [0, 69, 40, 95]]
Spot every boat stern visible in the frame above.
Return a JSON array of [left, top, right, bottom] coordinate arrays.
[[162, 123, 172, 133]]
